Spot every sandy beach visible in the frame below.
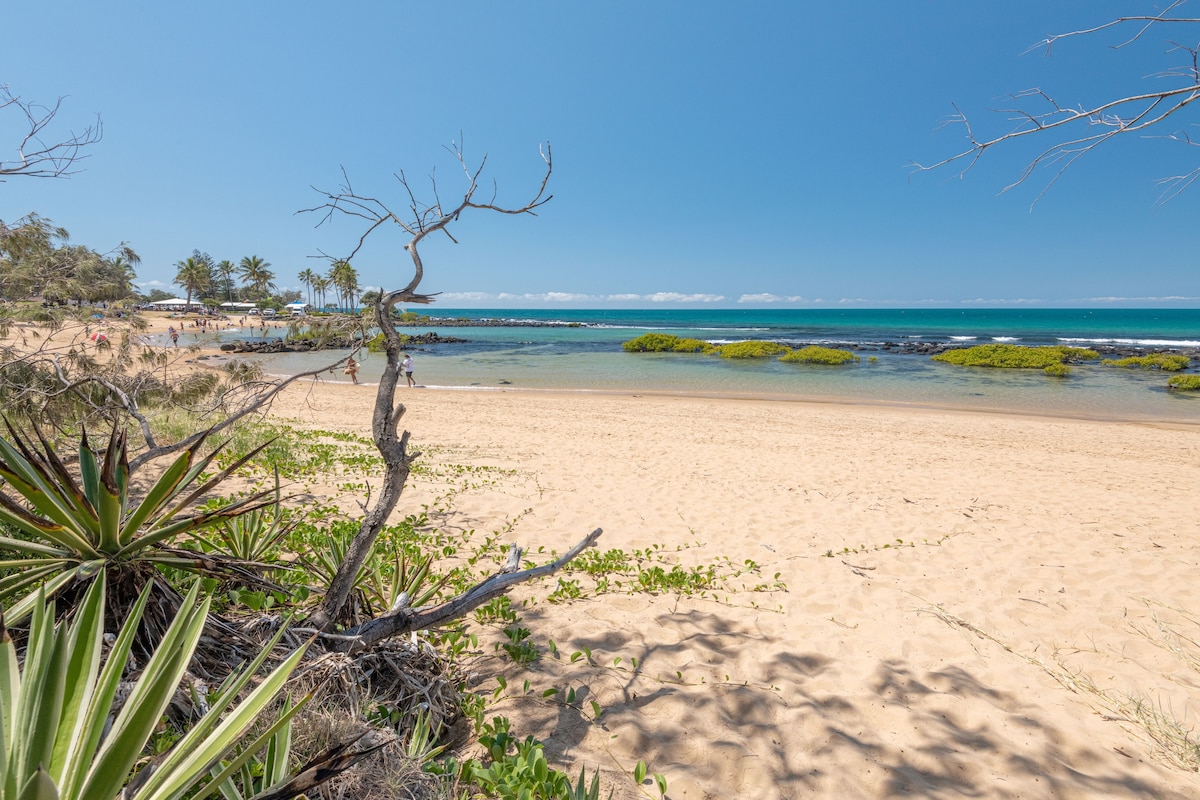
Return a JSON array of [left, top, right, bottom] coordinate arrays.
[[107, 312, 1200, 796], [255, 374, 1200, 799]]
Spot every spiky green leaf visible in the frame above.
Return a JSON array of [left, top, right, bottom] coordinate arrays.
[[131, 633, 310, 800], [0, 568, 77, 628], [78, 584, 210, 800], [119, 445, 198, 546]]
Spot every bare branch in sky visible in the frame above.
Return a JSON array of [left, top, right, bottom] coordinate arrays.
[[912, 3, 1200, 206], [0, 84, 102, 181]]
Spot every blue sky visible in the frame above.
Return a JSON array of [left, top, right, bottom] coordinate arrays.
[[3, 1, 1198, 308]]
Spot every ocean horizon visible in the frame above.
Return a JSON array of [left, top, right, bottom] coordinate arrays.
[[201, 308, 1200, 422]]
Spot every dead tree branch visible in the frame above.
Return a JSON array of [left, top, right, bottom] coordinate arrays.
[[1, 84, 102, 181], [301, 137, 552, 304], [300, 139, 558, 634], [911, 4, 1200, 205], [328, 528, 603, 654]]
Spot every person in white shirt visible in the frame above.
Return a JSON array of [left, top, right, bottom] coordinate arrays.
[[402, 353, 415, 387]]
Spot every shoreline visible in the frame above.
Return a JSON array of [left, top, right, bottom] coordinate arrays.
[[247, 367, 1200, 428]]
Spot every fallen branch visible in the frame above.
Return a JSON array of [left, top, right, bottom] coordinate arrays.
[[330, 527, 603, 654]]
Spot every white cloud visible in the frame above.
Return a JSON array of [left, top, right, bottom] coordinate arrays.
[[643, 292, 725, 303], [958, 297, 1044, 305], [440, 291, 496, 302], [737, 293, 808, 304], [1076, 295, 1200, 304], [542, 291, 594, 302], [461, 291, 603, 303], [438, 290, 728, 304]]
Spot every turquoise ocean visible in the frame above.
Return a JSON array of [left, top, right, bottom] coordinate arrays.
[[212, 308, 1200, 422]]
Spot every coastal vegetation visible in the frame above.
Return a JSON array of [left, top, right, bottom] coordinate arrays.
[[0, 577, 333, 800], [1168, 375, 1200, 391], [621, 333, 713, 353], [1043, 362, 1071, 378], [622, 335, 1197, 393], [1104, 353, 1190, 372], [932, 344, 1099, 375], [779, 345, 860, 365], [621, 334, 861, 366], [715, 340, 789, 359]]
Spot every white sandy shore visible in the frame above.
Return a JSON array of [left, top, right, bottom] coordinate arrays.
[[262, 376, 1200, 800]]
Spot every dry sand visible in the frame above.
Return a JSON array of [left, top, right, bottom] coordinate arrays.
[[122, 312, 1200, 796], [263, 376, 1200, 800]]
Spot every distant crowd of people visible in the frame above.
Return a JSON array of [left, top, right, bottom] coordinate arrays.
[[151, 315, 421, 389]]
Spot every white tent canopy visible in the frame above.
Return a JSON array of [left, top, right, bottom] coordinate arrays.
[[148, 298, 190, 306], [219, 302, 257, 310]]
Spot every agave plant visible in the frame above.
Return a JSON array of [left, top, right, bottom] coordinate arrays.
[[0, 573, 316, 800], [195, 473, 295, 565], [0, 422, 278, 624]]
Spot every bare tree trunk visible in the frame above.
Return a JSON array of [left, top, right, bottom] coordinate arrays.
[[306, 296, 416, 631]]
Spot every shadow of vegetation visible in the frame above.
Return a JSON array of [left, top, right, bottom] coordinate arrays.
[[525, 605, 1192, 799]]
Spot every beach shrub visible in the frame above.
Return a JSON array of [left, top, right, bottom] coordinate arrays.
[[715, 340, 790, 359], [780, 345, 859, 365], [396, 310, 432, 324], [437, 717, 610, 800], [622, 333, 684, 352], [621, 333, 713, 353], [1103, 353, 1190, 371], [671, 337, 716, 353], [1168, 375, 1200, 391], [1043, 363, 1071, 377], [932, 343, 1098, 369]]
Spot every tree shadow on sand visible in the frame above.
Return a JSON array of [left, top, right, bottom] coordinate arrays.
[[514, 606, 1191, 799]]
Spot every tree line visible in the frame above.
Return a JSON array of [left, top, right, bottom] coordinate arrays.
[[0, 212, 362, 312], [172, 252, 361, 311], [0, 213, 139, 305]]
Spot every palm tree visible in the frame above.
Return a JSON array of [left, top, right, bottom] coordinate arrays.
[[216, 259, 236, 302], [237, 255, 275, 300], [298, 267, 317, 306], [173, 256, 211, 309], [312, 275, 331, 309], [328, 259, 359, 313]]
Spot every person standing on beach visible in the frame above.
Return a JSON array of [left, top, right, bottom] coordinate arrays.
[[344, 356, 360, 384], [402, 353, 415, 387], [168, 326, 178, 346]]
